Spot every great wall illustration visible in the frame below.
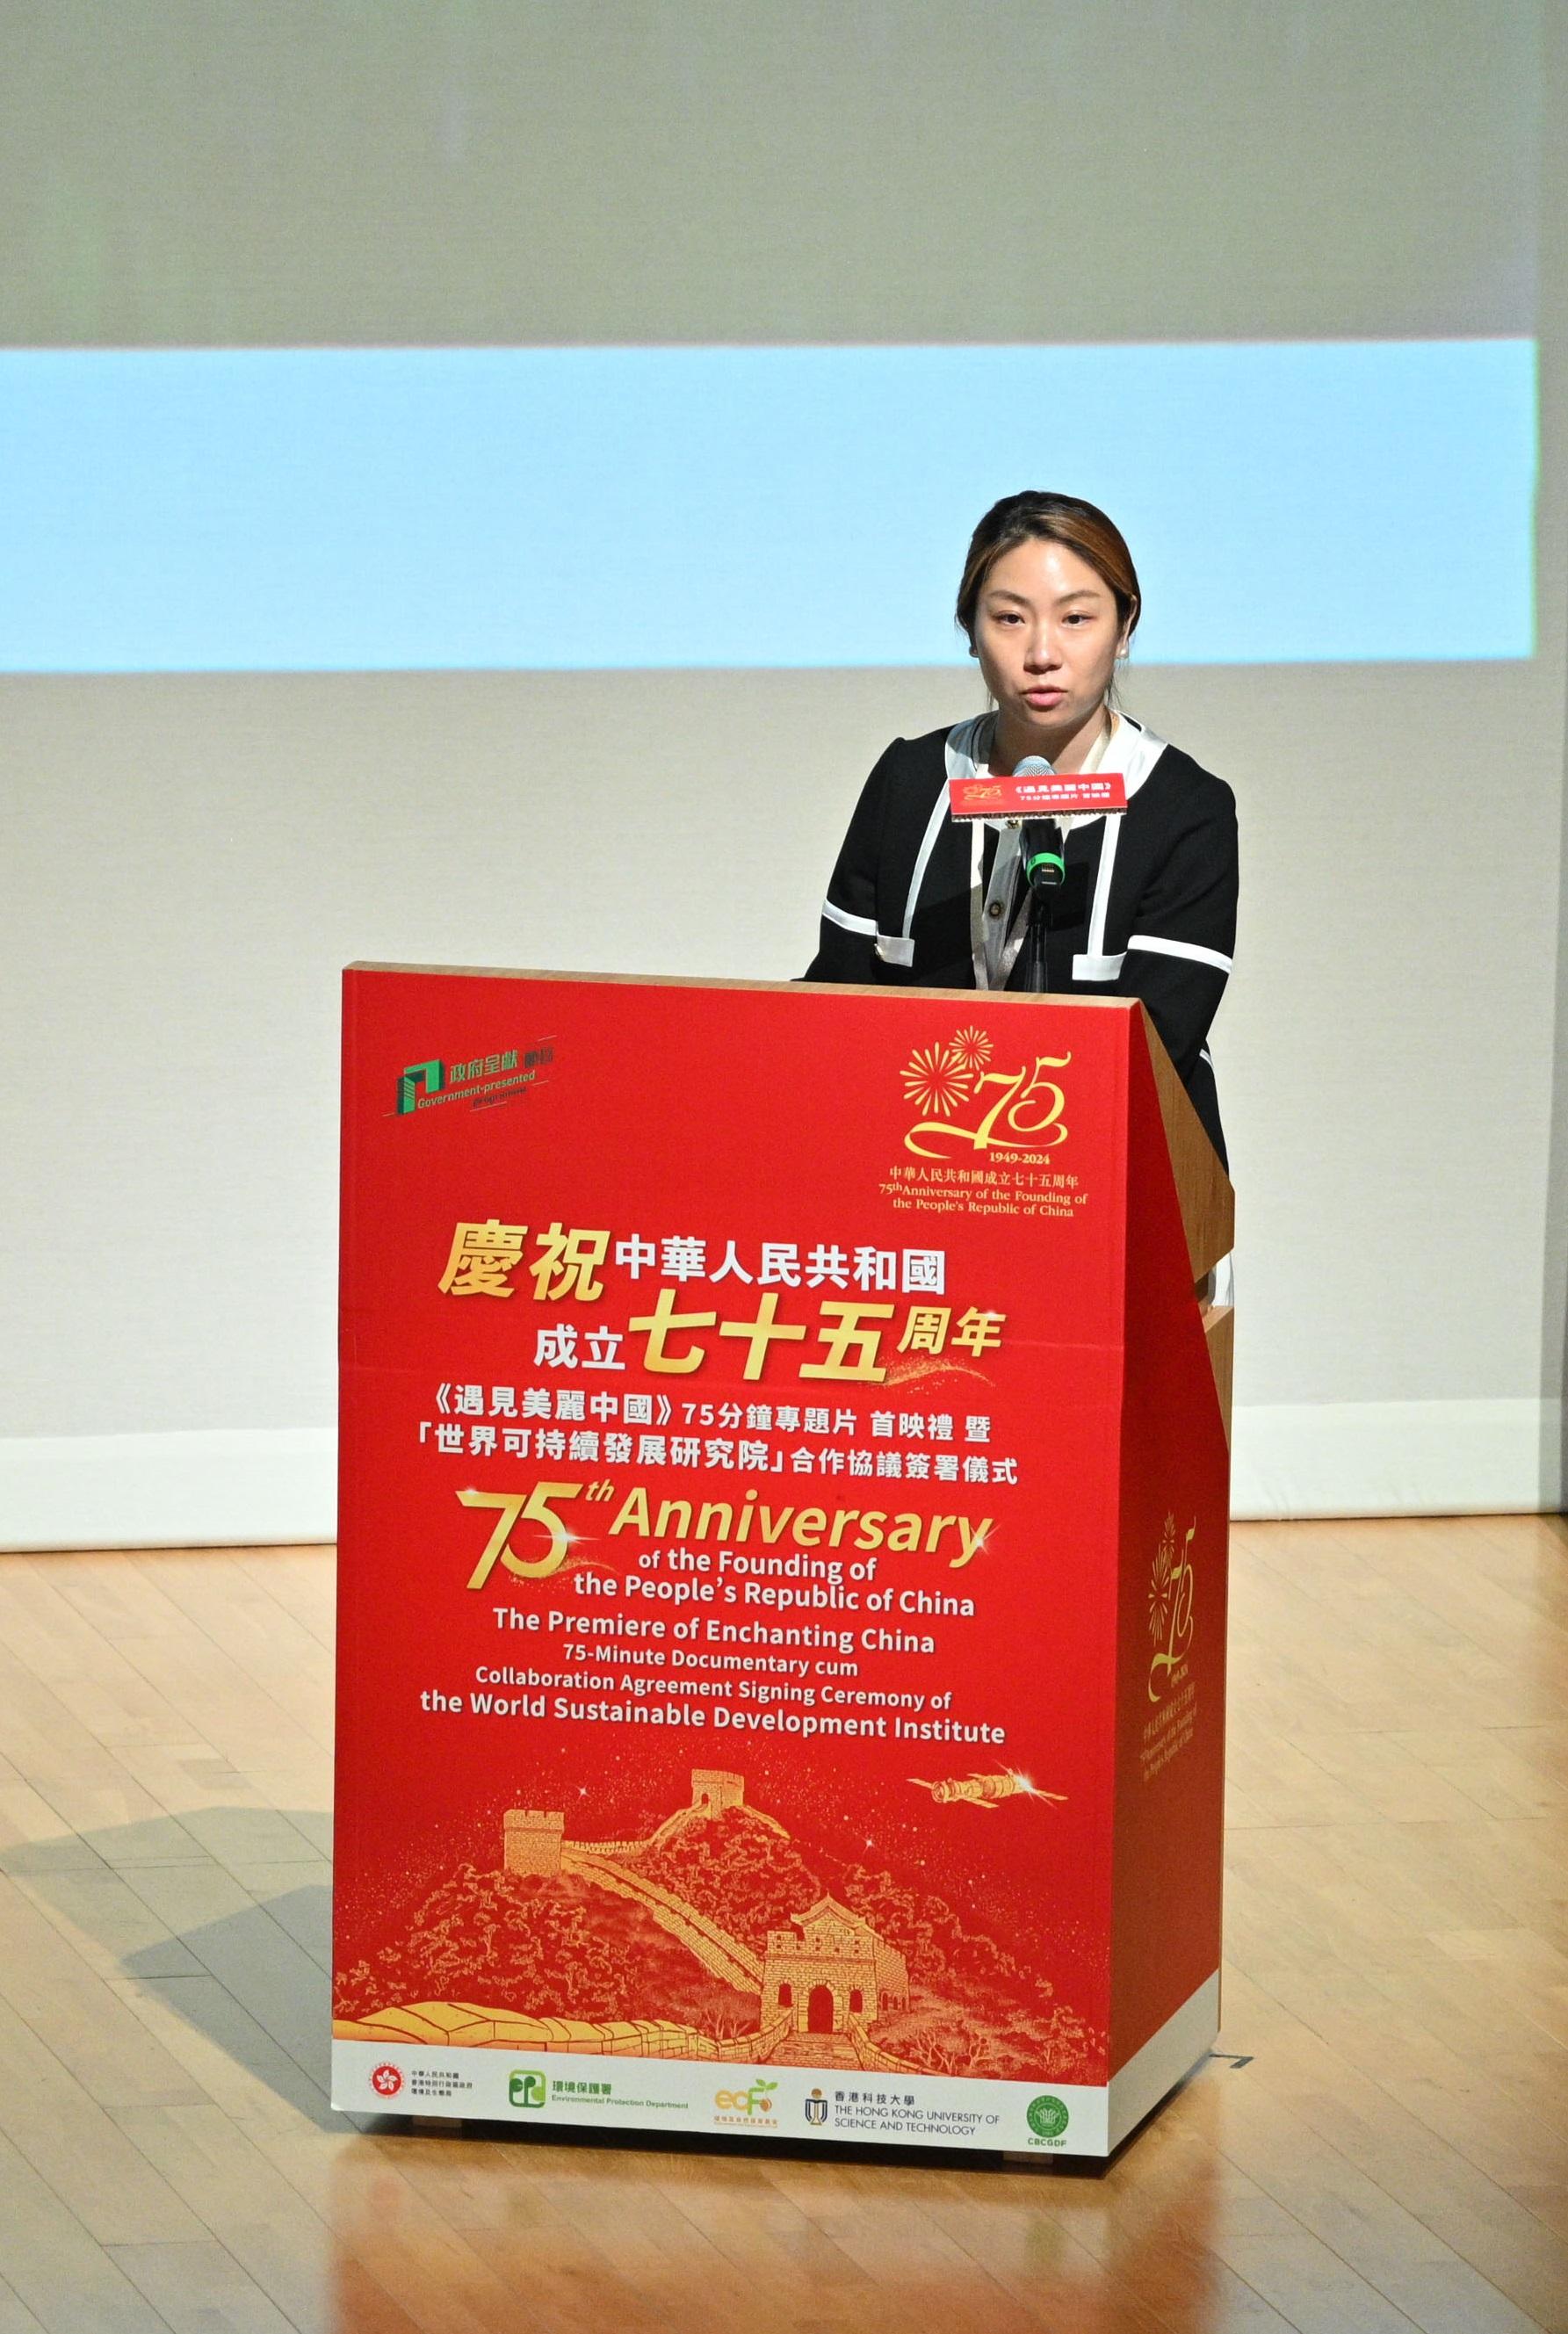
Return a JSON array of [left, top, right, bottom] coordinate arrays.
[[336, 1768, 921, 2070]]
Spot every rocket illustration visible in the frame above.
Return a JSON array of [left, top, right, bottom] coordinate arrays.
[[908, 1770, 1066, 1810]]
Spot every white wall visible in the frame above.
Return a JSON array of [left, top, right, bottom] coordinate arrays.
[[2, 0, 1564, 1540]]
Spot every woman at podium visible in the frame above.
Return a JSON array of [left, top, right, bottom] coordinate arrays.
[[804, 490, 1238, 1167]]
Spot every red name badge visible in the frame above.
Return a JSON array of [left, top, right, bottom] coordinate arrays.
[[947, 771, 1128, 820]]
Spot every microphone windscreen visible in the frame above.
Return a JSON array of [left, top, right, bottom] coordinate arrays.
[[1021, 818, 1066, 891]]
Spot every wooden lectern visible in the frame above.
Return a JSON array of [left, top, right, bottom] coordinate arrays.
[[334, 967, 1232, 2157]]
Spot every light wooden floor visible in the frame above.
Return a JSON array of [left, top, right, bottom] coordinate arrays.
[[0, 1516, 1564, 2333]]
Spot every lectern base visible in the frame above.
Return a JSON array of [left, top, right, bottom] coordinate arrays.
[[335, 970, 1234, 2173], [330, 1973, 1218, 2160], [1106, 1969, 1220, 2150]]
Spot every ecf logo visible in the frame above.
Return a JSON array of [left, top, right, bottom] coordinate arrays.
[[714, 2079, 777, 2117]]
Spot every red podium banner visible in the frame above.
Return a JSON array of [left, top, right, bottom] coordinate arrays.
[[946, 770, 1128, 820], [333, 965, 1230, 2156]]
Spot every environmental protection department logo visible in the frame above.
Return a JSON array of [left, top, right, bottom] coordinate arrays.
[[901, 1030, 1072, 1159], [1026, 2095, 1070, 2139], [509, 2070, 547, 2109]]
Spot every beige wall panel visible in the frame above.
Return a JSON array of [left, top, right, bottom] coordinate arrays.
[[2, 657, 1560, 1440], [5, 0, 1537, 346]]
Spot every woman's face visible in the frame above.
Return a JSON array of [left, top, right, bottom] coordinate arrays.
[[972, 536, 1131, 758]]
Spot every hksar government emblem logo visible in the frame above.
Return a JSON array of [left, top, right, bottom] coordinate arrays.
[[370, 2063, 403, 2098], [900, 1029, 1072, 1159]]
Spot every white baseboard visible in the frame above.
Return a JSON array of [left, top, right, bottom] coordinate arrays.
[[1231, 1398, 1564, 1520], [0, 1403, 1561, 1550], [0, 1428, 336, 1551]]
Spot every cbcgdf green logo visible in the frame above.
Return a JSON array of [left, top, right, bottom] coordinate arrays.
[[1026, 2094, 1070, 2139], [509, 2070, 546, 2110]]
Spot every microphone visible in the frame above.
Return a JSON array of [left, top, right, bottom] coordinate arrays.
[[1015, 756, 1066, 891]]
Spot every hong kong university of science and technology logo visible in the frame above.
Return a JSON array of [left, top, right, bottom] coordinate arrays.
[[900, 1025, 1071, 1159]]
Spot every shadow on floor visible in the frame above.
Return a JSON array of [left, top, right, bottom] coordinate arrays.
[[1, 1805, 350, 2131]]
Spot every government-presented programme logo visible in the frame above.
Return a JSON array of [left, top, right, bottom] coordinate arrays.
[[1026, 2094, 1070, 2140], [509, 2070, 546, 2110], [395, 1042, 553, 1118]]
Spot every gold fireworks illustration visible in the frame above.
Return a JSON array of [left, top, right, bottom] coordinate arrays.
[[902, 1043, 971, 1118], [1148, 1513, 1176, 1641], [950, 1025, 994, 1074]]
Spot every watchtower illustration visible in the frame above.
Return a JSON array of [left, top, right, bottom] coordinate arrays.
[[762, 1897, 909, 2035], [496, 1774, 910, 2050], [502, 1808, 564, 1876], [690, 1768, 745, 1814]]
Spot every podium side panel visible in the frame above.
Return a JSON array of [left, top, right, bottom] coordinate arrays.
[[1108, 1025, 1230, 2113], [1141, 1010, 1234, 1285], [334, 972, 370, 2005]]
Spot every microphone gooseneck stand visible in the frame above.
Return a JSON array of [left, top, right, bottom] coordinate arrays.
[[1019, 818, 1066, 994]]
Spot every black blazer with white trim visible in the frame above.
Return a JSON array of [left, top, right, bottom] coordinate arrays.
[[803, 713, 1238, 1166]]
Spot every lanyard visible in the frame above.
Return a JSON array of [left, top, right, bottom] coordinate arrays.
[[969, 714, 1116, 992]]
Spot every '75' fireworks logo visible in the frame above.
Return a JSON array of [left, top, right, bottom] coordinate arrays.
[[1148, 1514, 1196, 1702], [901, 1026, 1071, 1160]]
